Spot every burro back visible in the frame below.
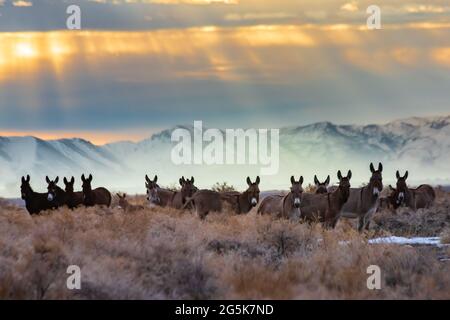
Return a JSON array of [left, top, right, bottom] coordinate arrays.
[[184, 176, 261, 219]]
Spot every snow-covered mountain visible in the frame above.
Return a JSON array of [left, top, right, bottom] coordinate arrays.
[[1, 115, 449, 198]]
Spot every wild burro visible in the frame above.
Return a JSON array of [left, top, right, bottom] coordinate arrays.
[[20, 175, 52, 215], [63, 176, 84, 209], [183, 177, 261, 219], [46, 176, 67, 209], [145, 175, 197, 209], [258, 176, 304, 220], [388, 171, 435, 210], [116, 193, 145, 212], [300, 170, 352, 229], [81, 174, 112, 207], [314, 175, 330, 194], [340, 163, 383, 232]]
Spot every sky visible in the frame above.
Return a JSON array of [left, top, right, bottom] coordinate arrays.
[[0, 0, 450, 144]]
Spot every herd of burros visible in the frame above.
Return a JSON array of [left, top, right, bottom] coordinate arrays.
[[19, 163, 436, 231]]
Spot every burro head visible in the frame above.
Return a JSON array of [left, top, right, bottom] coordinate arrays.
[[369, 162, 383, 196], [290, 175, 304, 208], [46, 176, 60, 202], [246, 176, 261, 207], [395, 170, 409, 205], [337, 170, 352, 200], [145, 175, 160, 204]]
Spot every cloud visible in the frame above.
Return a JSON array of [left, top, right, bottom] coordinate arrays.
[[12, 0, 33, 7], [1, 24, 450, 132], [404, 5, 450, 13], [224, 12, 296, 21], [88, 0, 238, 4], [340, 1, 358, 12]]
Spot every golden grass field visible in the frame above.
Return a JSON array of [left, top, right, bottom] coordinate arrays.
[[0, 187, 449, 300]]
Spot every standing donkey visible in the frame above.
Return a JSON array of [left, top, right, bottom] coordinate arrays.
[[388, 171, 435, 210], [81, 174, 112, 207], [63, 177, 84, 209], [145, 175, 197, 209], [20, 175, 52, 215], [340, 163, 383, 232], [183, 177, 261, 219], [300, 171, 352, 229], [314, 175, 330, 194], [258, 176, 304, 220], [46, 176, 67, 209]]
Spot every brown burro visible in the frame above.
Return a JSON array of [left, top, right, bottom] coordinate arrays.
[[340, 162, 384, 232], [145, 175, 197, 209], [63, 176, 84, 209], [183, 177, 261, 219], [117, 193, 145, 212], [299, 170, 352, 229], [388, 170, 435, 210], [314, 175, 330, 194], [257, 176, 304, 220], [81, 174, 112, 207]]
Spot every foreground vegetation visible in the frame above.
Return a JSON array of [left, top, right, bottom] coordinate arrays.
[[0, 188, 449, 299]]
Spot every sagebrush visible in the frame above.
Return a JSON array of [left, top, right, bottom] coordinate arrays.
[[0, 190, 449, 299]]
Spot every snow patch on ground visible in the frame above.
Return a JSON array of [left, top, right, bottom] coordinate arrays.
[[337, 236, 449, 247], [369, 236, 449, 247]]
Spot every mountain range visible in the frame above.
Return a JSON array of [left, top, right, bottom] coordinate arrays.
[[1, 114, 449, 198]]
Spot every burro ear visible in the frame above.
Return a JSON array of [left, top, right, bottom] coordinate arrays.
[[46, 176, 50, 184], [396, 170, 400, 179], [370, 162, 375, 173], [179, 177, 184, 186], [337, 170, 343, 180], [145, 175, 151, 183], [64, 177, 68, 185], [314, 175, 319, 185], [154, 175, 158, 183], [347, 170, 352, 180], [21, 176, 25, 183], [299, 176, 304, 185], [55, 176, 59, 184], [378, 162, 383, 172], [190, 176, 195, 184], [290, 176, 295, 185], [81, 174, 85, 182], [255, 176, 260, 185], [71, 176, 75, 184], [325, 175, 330, 186], [26, 175, 30, 182], [246, 177, 252, 186], [88, 174, 93, 182], [404, 171, 408, 180]]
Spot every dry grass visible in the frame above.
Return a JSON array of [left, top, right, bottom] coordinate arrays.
[[0, 190, 449, 300]]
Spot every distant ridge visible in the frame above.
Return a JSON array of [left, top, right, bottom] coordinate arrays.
[[1, 114, 449, 197]]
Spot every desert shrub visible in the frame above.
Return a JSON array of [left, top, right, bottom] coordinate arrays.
[[303, 183, 316, 193], [441, 228, 450, 244], [211, 182, 236, 192], [0, 191, 449, 300]]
